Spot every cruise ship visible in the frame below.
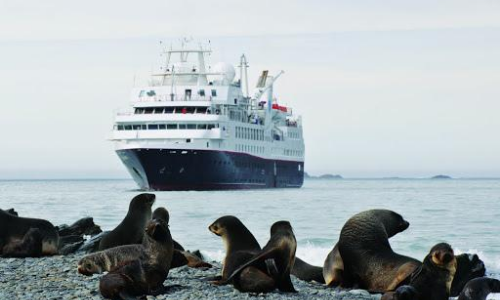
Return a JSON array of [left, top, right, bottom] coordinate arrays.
[[111, 42, 305, 190]]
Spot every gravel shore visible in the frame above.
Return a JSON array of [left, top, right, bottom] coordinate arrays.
[[0, 254, 381, 300]]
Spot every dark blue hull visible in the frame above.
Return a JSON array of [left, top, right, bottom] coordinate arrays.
[[116, 148, 304, 191]]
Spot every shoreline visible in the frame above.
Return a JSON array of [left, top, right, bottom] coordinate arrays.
[[0, 254, 380, 300]]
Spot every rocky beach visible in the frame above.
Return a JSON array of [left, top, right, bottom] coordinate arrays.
[[0, 254, 380, 300]]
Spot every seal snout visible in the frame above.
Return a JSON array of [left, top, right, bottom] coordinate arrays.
[[208, 223, 220, 236], [430, 243, 455, 266]]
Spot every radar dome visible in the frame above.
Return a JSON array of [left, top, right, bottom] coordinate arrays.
[[213, 62, 236, 84]]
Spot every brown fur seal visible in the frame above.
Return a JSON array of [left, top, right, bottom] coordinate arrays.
[[405, 243, 456, 300], [458, 277, 500, 300], [224, 221, 297, 293], [99, 218, 174, 299], [98, 193, 155, 251], [78, 206, 172, 276], [0, 209, 59, 255], [337, 209, 421, 292], [2, 228, 43, 258], [208, 215, 261, 283], [451, 253, 486, 296]]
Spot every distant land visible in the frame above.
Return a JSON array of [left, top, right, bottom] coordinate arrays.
[[304, 173, 456, 180], [304, 172, 343, 180]]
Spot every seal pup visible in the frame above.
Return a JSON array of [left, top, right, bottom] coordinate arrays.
[[458, 277, 500, 300], [0, 209, 59, 255], [337, 209, 421, 291], [99, 218, 174, 299], [224, 221, 298, 293], [98, 193, 155, 251], [208, 215, 262, 283], [451, 253, 486, 296], [381, 285, 418, 300], [2, 228, 43, 258], [407, 243, 457, 300]]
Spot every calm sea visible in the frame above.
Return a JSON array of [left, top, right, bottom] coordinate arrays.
[[1, 178, 499, 277]]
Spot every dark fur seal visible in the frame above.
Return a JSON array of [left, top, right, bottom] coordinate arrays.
[[337, 209, 421, 292], [99, 218, 174, 299], [224, 221, 298, 293], [458, 277, 500, 300], [406, 243, 457, 300], [98, 193, 155, 251], [0, 209, 59, 255], [78, 206, 172, 276], [2, 228, 43, 258], [451, 253, 486, 296], [208, 215, 261, 283]]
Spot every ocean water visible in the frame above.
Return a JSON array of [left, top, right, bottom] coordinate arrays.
[[1, 178, 499, 278]]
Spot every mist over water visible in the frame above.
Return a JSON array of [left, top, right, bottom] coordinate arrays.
[[1, 178, 499, 277]]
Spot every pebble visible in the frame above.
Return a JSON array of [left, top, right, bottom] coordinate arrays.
[[0, 255, 380, 300]]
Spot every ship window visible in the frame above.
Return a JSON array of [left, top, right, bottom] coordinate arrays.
[[154, 107, 164, 114], [135, 108, 144, 114], [187, 124, 196, 130], [207, 124, 215, 130], [167, 124, 177, 129], [142, 125, 147, 130], [165, 107, 174, 114], [179, 124, 187, 129], [124, 125, 132, 130], [211, 89, 217, 97], [159, 124, 166, 130], [144, 108, 154, 114], [148, 124, 158, 130], [197, 107, 207, 114], [197, 124, 207, 130], [185, 89, 192, 100], [198, 89, 205, 97], [117, 125, 124, 130], [133, 124, 141, 130]]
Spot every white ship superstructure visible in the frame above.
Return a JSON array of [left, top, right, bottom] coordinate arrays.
[[111, 41, 305, 190]]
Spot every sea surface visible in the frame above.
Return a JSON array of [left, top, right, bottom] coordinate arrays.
[[1, 178, 499, 278]]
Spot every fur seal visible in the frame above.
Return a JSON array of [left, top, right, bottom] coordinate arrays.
[[0, 209, 59, 255], [337, 209, 421, 292], [99, 218, 174, 299], [451, 253, 486, 296], [406, 243, 457, 300], [2, 228, 43, 258], [458, 277, 500, 300], [224, 221, 298, 293], [78, 243, 146, 276], [208, 215, 261, 282], [98, 193, 155, 251]]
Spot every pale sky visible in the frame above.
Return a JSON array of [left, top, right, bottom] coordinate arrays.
[[1, 0, 499, 178]]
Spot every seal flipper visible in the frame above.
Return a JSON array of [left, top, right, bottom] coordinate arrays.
[[225, 246, 297, 292]]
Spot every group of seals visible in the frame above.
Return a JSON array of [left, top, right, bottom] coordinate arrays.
[[3, 195, 497, 299], [209, 216, 298, 293], [321, 209, 491, 300], [0, 208, 59, 256]]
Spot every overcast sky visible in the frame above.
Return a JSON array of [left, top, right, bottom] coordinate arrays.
[[1, 0, 499, 178]]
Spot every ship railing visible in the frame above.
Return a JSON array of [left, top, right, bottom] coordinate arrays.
[[137, 95, 215, 102]]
